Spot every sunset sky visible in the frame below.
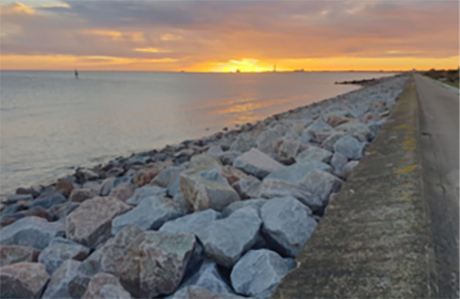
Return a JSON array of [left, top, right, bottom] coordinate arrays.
[[1, 0, 459, 72]]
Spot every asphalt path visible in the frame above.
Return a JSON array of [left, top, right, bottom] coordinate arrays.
[[414, 74, 459, 298]]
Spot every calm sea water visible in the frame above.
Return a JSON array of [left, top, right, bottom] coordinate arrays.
[[1, 71, 395, 194]]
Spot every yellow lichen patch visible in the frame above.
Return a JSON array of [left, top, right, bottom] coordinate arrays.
[[401, 139, 416, 144], [393, 124, 414, 130], [404, 145, 416, 150], [395, 164, 418, 174], [405, 131, 415, 135], [366, 151, 378, 155]]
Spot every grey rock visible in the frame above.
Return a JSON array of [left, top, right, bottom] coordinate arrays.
[[38, 237, 90, 275], [230, 133, 256, 153], [196, 208, 262, 268], [296, 132, 313, 144], [0, 262, 50, 298], [179, 260, 233, 294], [233, 148, 283, 179], [160, 209, 221, 234], [330, 152, 348, 177], [208, 145, 224, 157], [231, 176, 262, 199], [125, 186, 168, 206], [256, 130, 280, 155], [335, 120, 372, 142], [112, 196, 187, 234], [333, 135, 365, 160], [0, 216, 65, 250], [296, 146, 333, 164], [342, 160, 359, 179], [218, 151, 242, 165], [258, 179, 322, 212], [99, 177, 115, 196], [151, 166, 186, 189], [47, 202, 80, 221], [171, 286, 244, 299], [230, 249, 296, 298], [30, 193, 66, 210], [180, 170, 240, 212], [6, 194, 33, 204], [107, 182, 135, 202], [298, 169, 344, 204], [305, 119, 332, 136], [0, 245, 40, 267], [276, 138, 308, 160], [321, 132, 347, 152], [221, 199, 267, 218], [261, 197, 317, 257], [118, 231, 196, 298], [265, 161, 332, 183], [42, 259, 81, 299], [82, 181, 102, 195], [82, 272, 132, 299], [189, 153, 223, 172]]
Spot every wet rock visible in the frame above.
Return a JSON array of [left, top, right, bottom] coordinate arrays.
[[66, 197, 131, 248], [179, 260, 233, 294], [258, 179, 322, 211], [82, 272, 132, 299], [298, 169, 344, 204], [230, 249, 296, 298], [333, 135, 365, 160], [125, 186, 167, 205], [265, 161, 332, 183], [231, 175, 262, 199], [41, 259, 81, 299], [196, 208, 262, 268], [82, 224, 144, 276], [69, 188, 98, 203], [112, 196, 187, 234], [261, 197, 317, 257], [132, 160, 172, 187], [221, 199, 266, 218], [0, 216, 65, 250], [256, 130, 280, 155], [218, 151, 242, 165], [342, 160, 359, 179], [38, 237, 90, 275], [30, 193, 66, 210], [229, 133, 256, 153], [118, 231, 196, 298], [108, 182, 135, 202], [160, 209, 220, 234], [171, 286, 244, 299], [0, 245, 40, 267], [321, 132, 347, 152], [330, 152, 348, 177], [233, 148, 283, 179], [6, 194, 33, 204], [335, 120, 372, 142], [180, 170, 240, 212], [0, 262, 50, 298], [296, 146, 332, 164]]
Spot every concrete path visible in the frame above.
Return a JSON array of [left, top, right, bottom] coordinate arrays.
[[415, 74, 459, 298]]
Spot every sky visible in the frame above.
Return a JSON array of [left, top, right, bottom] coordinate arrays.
[[1, 0, 459, 72]]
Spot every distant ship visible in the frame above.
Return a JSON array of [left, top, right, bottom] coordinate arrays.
[[294, 69, 304, 72]]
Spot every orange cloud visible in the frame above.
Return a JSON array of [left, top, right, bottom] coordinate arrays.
[[1, 3, 35, 15]]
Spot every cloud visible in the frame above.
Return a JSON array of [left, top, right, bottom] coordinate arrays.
[[1, 0, 458, 71]]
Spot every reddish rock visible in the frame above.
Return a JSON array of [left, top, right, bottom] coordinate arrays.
[[82, 273, 132, 299], [219, 165, 248, 185], [133, 161, 173, 187], [69, 189, 98, 203], [108, 183, 135, 202], [66, 197, 131, 248], [326, 115, 354, 128], [55, 179, 74, 197], [0, 245, 40, 267], [0, 262, 50, 298]]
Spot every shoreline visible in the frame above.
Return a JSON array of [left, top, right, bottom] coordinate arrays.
[[0, 73, 409, 298]]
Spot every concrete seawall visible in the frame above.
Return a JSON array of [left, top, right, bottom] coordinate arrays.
[[273, 77, 438, 298]]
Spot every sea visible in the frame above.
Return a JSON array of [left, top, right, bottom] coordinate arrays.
[[0, 71, 396, 195]]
